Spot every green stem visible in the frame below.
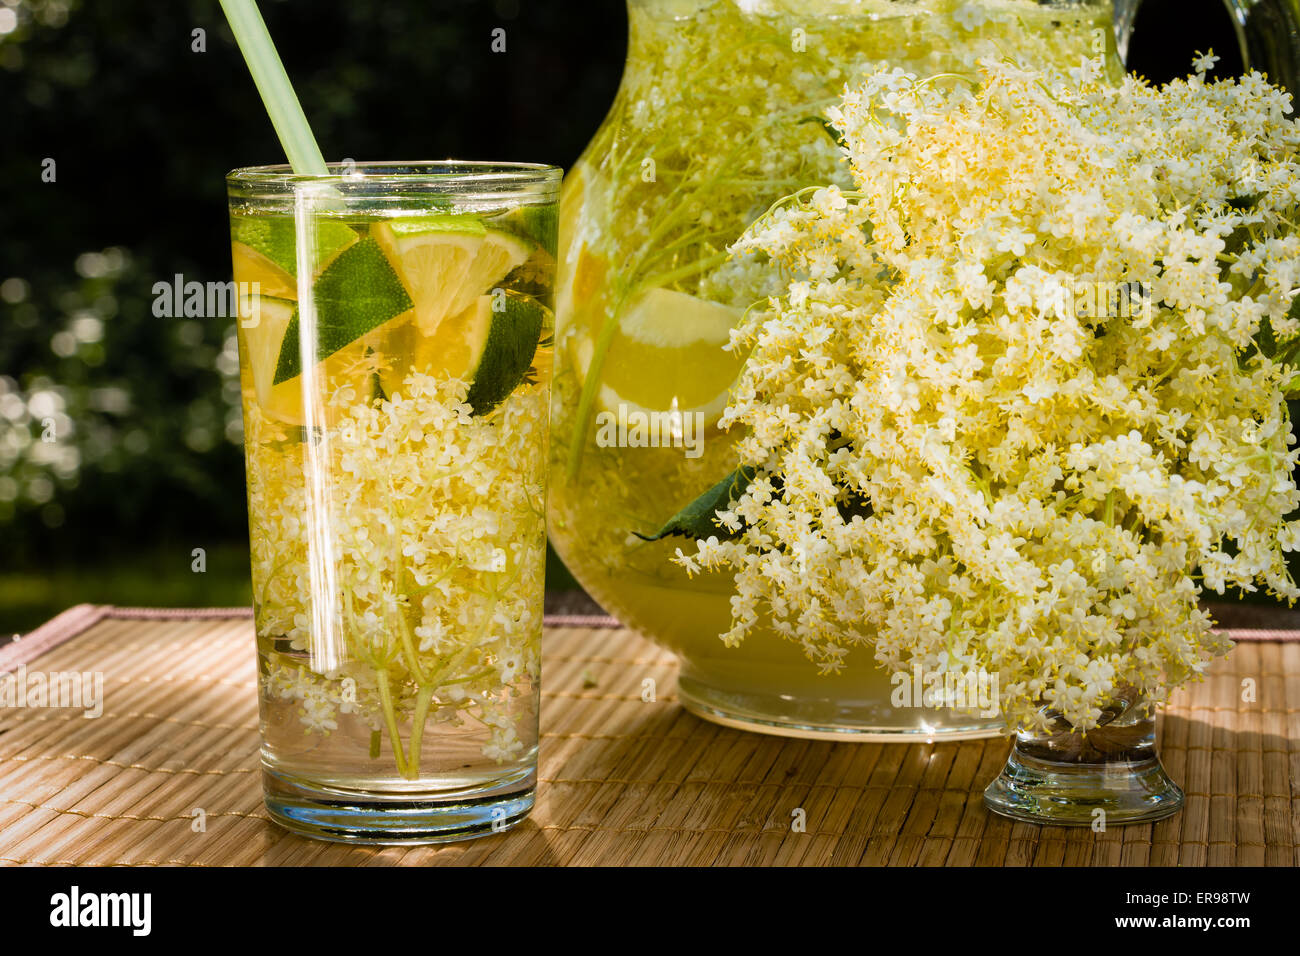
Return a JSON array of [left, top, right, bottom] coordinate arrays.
[[341, 585, 381, 670], [375, 668, 410, 779], [404, 562, 464, 600], [439, 667, 495, 686], [407, 685, 435, 776], [392, 563, 429, 685], [637, 251, 732, 296], [565, 284, 632, 479]]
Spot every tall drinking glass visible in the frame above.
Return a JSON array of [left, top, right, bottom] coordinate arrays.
[[226, 162, 561, 842]]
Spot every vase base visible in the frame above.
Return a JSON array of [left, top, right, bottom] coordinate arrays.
[[262, 767, 535, 845], [983, 749, 1184, 826], [678, 674, 1003, 742]]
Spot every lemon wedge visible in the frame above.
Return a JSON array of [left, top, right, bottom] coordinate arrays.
[[574, 287, 745, 426], [374, 216, 532, 335]]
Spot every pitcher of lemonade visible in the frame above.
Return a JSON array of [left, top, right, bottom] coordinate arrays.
[[549, 0, 1300, 739]]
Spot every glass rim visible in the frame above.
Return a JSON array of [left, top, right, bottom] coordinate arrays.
[[226, 160, 563, 190]]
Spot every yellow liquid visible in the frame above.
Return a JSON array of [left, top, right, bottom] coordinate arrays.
[[232, 211, 553, 784]]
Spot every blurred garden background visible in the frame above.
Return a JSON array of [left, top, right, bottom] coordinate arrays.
[[0, 0, 1279, 633]]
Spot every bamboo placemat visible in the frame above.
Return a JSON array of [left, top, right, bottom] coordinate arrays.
[[0, 605, 1296, 866]]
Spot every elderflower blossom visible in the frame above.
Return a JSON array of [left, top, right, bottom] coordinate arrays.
[[679, 58, 1300, 734], [247, 371, 547, 765]]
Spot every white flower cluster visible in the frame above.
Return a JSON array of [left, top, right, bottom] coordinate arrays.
[[679, 58, 1300, 733], [247, 370, 547, 770]]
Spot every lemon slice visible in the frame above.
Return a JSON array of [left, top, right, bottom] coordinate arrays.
[[555, 166, 611, 341], [374, 216, 533, 334], [231, 242, 296, 300], [236, 294, 296, 412], [381, 291, 548, 414], [574, 288, 745, 425], [455, 230, 534, 317]]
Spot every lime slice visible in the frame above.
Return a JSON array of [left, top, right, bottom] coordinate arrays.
[[499, 207, 558, 294], [504, 204, 559, 258], [232, 242, 296, 300], [575, 288, 745, 425], [466, 292, 547, 413], [232, 217, 357, 277], [236, 294, 296, 410], [381, 291, 547, 415], [238, 292, 394, 428], [272, 237, 413, 385], [374, 216, 533, 334]]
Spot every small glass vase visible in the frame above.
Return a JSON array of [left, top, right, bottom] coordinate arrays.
[[983, 688, 1183, 826]]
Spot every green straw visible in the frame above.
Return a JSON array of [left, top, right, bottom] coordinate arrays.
[[219, 0, 328, 175]]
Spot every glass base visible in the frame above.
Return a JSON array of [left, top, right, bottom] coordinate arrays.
[[263, 767, 535, 845], [983, 748, 1184, 826], [677, 673, 1003, 742]]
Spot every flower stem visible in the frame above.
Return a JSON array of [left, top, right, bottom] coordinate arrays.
[[375, 668, 410, 779], [407, 685, 435, 776]]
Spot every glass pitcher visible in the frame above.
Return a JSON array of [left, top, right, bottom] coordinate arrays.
[[548, 0, 1298, 741]]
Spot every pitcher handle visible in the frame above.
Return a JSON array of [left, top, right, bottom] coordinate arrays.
[[1230, 0, 1300, 91], [1114, 0, 1300, 92]]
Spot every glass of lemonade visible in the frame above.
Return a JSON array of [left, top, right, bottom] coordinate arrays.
[[227, 162, 561, 843]]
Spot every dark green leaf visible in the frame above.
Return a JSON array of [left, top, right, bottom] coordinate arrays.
[[1259, 315, 1278, 358], [634, 466, 757, 542], [1262, 295, 1300, 365], [799, 115, 847, 150]]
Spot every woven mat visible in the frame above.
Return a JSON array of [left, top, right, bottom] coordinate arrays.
[[0, 606, 1296, 866]]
